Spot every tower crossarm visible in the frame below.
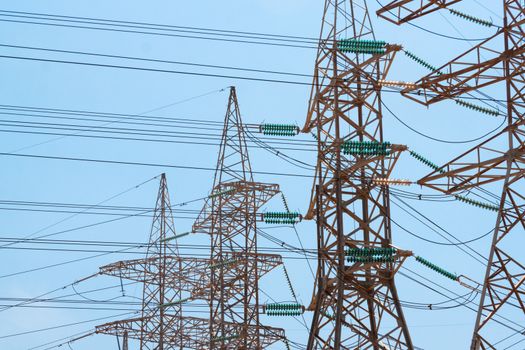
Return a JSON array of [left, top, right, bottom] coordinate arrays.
[[400, 29, 525, 105], [305, 144, 408, 220], [192, 181, 279, 234], [191, 252, 283, 300], [304, 44, 402, 133], [98, 256, 211, 292], [96, 315, 285, 350], [376, 0, 463, 25], [96, 315, 216, 349], [417, 124, 525, 193]]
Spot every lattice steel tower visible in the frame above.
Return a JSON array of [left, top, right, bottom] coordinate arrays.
[[303, 1, 413, 349], [193, 86, 285, 349], [95, 173, 210, 349], [377, 1, 525, 348]]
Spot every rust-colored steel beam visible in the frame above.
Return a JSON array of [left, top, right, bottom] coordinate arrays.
[[304, 1, 413, 349], [376, 0, 463, 25], [98, 256, 210, 293]]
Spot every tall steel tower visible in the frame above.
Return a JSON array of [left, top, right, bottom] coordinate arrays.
[[303, 1, 413, 349], [193, 86, 286, 349], [94, 174, 211, 349], [377, 1, 525, 348]]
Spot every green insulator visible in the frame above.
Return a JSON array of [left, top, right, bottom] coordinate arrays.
[[449, 8, 493, 27], [161, 231, 191, 242], [267, 303, 302, 312], [158, 296, 191, 308], [321, 311, 333, 320], [264, 212, 301, 224], [409, 150, 446, 174], [416, 256, 458, 281], [209, 188, 235, 198], [337, 39, 387, 54], [343, 143, 391, 155], [454, 195, 499, 212], [212, 334, 239, 342], [261, 123, 298, 136], [404, 50, 442, 74], [455, 99, 500, 116], [347, 255, 394, 263], [210, 258, 238, 269]]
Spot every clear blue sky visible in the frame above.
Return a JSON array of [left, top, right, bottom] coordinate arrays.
[[0, 1, 513, 349]]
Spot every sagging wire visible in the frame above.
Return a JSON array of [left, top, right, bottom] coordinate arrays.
[[245, 127, 315, 170]]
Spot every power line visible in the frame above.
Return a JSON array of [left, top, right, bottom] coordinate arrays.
[[0, 43, 313, 78], [0, 11, 318, 49], [401, 267, 523, 333], [0, 311, 136, 340], [0, 54, 315, 85], [0, 244, 145, 280], [382, 100, 506, 144], [0, 9, 317, 42], [0, 119, 315, 149], [0, 52, 511, 103], [0, 175, 160, 249], [0, 128, 316, 152], [390, 192, 488, 265], [0, 151, 315, 178], [8, 87, 227, 154]]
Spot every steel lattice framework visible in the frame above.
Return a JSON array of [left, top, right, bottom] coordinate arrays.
[[376, 0, 462, 25], [95, 173, 195, 350], [93, 89, 285, 350], [377, 1, 525, 348], [192, 86, 285, 349], [94, 175, 269, 349], [303, 1, 413, 349]]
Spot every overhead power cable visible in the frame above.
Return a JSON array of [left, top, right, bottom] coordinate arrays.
[[389, 193, 487, 265], [0, 236, 318, 257], [27, 329, 95, 350], [0, 175, 160, 249], [0, 54, 315, 86], [0, 128, 315, 152], [0, 52, 511, 103], [0, 311, 136, 340], [0, 151, 315, 178], [0, 43, 313, 77], [0, 10, 317, 42], [0, 118, 315, 150], [8, 87, 226, 153], [401, 267, 523, 333], [0, 243, 145, 280], [382, 100, 506, 144], [0, 10, 318, 49]]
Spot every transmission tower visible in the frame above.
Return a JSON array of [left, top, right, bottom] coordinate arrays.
[[192, 86, 286, 349], [94, 173, 213, 349], [303, 1, 414, 349], [377, 1, 525, 348]]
